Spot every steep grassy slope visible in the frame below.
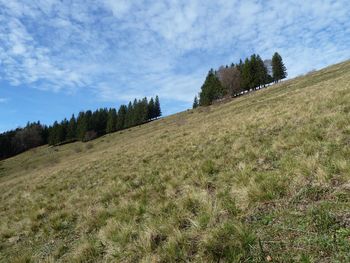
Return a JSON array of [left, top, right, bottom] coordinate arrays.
[[1, 61, 350, 262]]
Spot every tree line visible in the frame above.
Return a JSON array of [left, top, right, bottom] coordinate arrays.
[[0, 96, 161, 160], [193, 52, 287, 107]]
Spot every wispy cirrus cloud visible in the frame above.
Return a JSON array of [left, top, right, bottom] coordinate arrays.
[[0, 0, 349, 107]]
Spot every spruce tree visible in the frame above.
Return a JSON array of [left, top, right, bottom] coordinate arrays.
[[59, 119, 68, 143], [140, 97, 149, 123], [106, 109, 117, 133], [67, 114, 77, 140], [117, 105, 127, 130], [148, 97, 155, 120], [199, 69, 226, 106], [241, 58, 252, 91], [272, 52, 287, 82], [48, 121, 59, 145], [93, 108, 108, 136], [250, 54, 258, 88], [154, 96, 161, 118], [237, 59, 244, 73], [76, 112, 87, 140], [85, 110, 93, 131], [193, 96, 199, 109], [124, 101, 133, 128], [256, 55, 268, 87]]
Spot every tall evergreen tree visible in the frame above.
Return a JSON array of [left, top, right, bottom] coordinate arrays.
[[256, 55, 269, 87], [76, 112, 87, 140], [140, 97, 149, 123], [154, 96, 161, 118], [148, 97, 155, 120], [94, 108, 108, 136], [124, 101, 133, 128], [199, 69, 226, 106], [60, 118, 69, 142], [193, 96, 199, 109], [241, 58, 252, 91], [117, 105, 127, 130], [41, 125, 49, 144], [237, 59, 244, 73], [106, 108, 117, 133], [272, 52, 287, 82], [48, 121, 60, 145], [67, 114, 77, 140], [249, 54, 259, 89]]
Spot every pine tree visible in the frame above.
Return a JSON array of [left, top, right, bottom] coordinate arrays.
[[148, 97, 155, 120], [250, 54, 258, 88], [85, 110, 93, 131], [48, 121, 59, 145], [48, 120, 66, 145], [93, 108, 108, 136], [272, 52, 287, 82], [237, 59, 244, 73], [76, 112, 87, 140], [117, 105, 127, 130], [41, 125, 49, 144], [106, 108, 117, 133], [199, 69, 226, 106], [124, 101, 133, 128], [67, 114, 77, 140], [193, 96, 199, 109], [241, 58, 252, 91], [256, 55, 268, 87], [59, 119, 68, 143], [154, 96, 161, 118], [140, 97, 149, 123]]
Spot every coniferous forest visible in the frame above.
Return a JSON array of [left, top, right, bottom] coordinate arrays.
[[0, 96, 161, 160], [195, 52, 287, 107]]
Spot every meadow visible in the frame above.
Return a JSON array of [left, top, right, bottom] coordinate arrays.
[[1, 61, 350, 262]]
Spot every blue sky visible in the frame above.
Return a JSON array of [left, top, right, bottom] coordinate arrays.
[[0, 0, 350, 132]]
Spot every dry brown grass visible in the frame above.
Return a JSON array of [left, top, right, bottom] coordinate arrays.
[[1, 60, 350, 262]]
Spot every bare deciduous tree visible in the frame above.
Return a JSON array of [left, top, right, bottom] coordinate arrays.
[[217, 66, 242, 96]]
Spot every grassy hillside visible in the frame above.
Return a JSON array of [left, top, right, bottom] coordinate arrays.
[[1, 61, 350, 262]]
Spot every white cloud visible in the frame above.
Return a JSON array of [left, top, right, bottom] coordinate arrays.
[[103, 0, 132, 19]]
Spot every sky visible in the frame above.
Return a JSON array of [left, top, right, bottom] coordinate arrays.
[[0, 0, 350, 132]]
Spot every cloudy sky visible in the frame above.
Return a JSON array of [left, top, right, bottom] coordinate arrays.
[[0, 0, 349, 132]]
